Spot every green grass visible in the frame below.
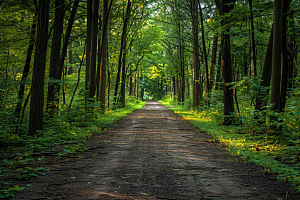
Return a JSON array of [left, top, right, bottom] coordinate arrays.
[[160, 97, 300, 191]]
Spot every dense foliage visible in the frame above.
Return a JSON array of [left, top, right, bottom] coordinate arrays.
[[0, 0, 300, 197]]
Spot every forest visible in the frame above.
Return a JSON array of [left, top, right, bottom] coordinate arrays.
[[0, 0, 300, 198]]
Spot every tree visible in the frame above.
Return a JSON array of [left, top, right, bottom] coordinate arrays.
[[254, 25, 273, 120], [88, 0, 99, 107], [208, 35, 218, 91], [215, 0, 235, 125], [28, 0, 50, 135], [270, 0, 283, 113], [46, 0, 65, 115], [190, 0, 202, 107], [98, 0, 109, 113], [114, 0, 131, 108], [85, 0, 93, 100], [14, 0, 37, 126], [47, 0, 79, 114]]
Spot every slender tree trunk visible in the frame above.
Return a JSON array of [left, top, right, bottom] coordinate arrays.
[[190, 0, 201, 107], [141, 74, 144, 100], [99, 0, 109, 113], [46, 0, 64, 115], [280, 0, 292, 112], [85, 0, 93, 97], [233, 61, 242, 126], [255, 25, 273, 115], [50, 0, 79, 112], [199, 3, 209, 106], [129, 66, 133, 96], [209, 35, 218, 90], [28, 0, 50, 135], [180, 46, 185, 102], [175, 76, 179, 102], [88, 0, 99, 105], [69, 40, 86, 109], [114, 0, 131, 107], [249, 0, 257, 76], [107, 53, 111, 109], [136, 70, 139, 100], [14, 4, 37, 125], [270, 0, 283, 112], [219, 0, 235, 124]]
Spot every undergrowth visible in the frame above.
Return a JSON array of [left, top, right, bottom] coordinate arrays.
[[160, 91, 300, 192]]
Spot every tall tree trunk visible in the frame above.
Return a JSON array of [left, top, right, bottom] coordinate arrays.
[[279, 0, 292, 112], [172, 76, 176, 99], [190, 0, 201, 107], [48, 0, 79, 113], [249, 0, 257, 76], [46, 0, 64, 115], [120, 50, 128, 107], [114, 0, 131, 107], [88, 0, 99, 104], [140, 74, 144, 100], [69, 40, 86, 109], [14, 3, 37, 125], [99, 0, 109, 113], [129, 66, 133, 96], [28, 0, 50, 135], [209, 35, 218, 90], [136, 70, 139, 100], [180, 62, 185, 102], [85, 0, 93, 97], [199, 2, 209, 105], [270, 0, 283, 112], [107, 53, 111, 109], [255, 25, 273, 116], [217, 0, 235, 124]]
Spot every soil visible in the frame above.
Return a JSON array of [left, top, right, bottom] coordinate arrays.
[[13, 101, 300, 200]]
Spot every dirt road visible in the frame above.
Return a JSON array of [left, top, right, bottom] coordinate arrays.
[[15, 101, 299, 199]]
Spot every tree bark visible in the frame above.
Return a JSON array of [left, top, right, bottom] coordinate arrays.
[[209, 35, 218, 90], [217, 0, 236, 124], [85, 0, 93, 96], [279, 0, 292, 112], [46, 0, 64, 115], [270, 0, 283, 112], [249, 0, 257, 76], [98, 0, 109, 113], [255, 25, 273, 114], [129, 66, 133, 96], [88, 0, 99, 104], [190, 0, 201, 107], [48, 0, 79, 113], [28, 0, 50, 135], [199, 2, 209, 106], [114, 0, 131, 107]]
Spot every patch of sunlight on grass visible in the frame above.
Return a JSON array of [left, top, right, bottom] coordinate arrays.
[[160, 99, 300, 191]]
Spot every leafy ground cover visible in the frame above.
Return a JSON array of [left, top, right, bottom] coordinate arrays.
[[0, 98, 146, 199], [160, 96, 300, 192]]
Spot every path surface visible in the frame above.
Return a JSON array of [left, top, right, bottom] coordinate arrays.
[[15, 101, 298, 199]]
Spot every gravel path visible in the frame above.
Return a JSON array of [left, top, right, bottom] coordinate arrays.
[[15, 101, 299, 199]]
